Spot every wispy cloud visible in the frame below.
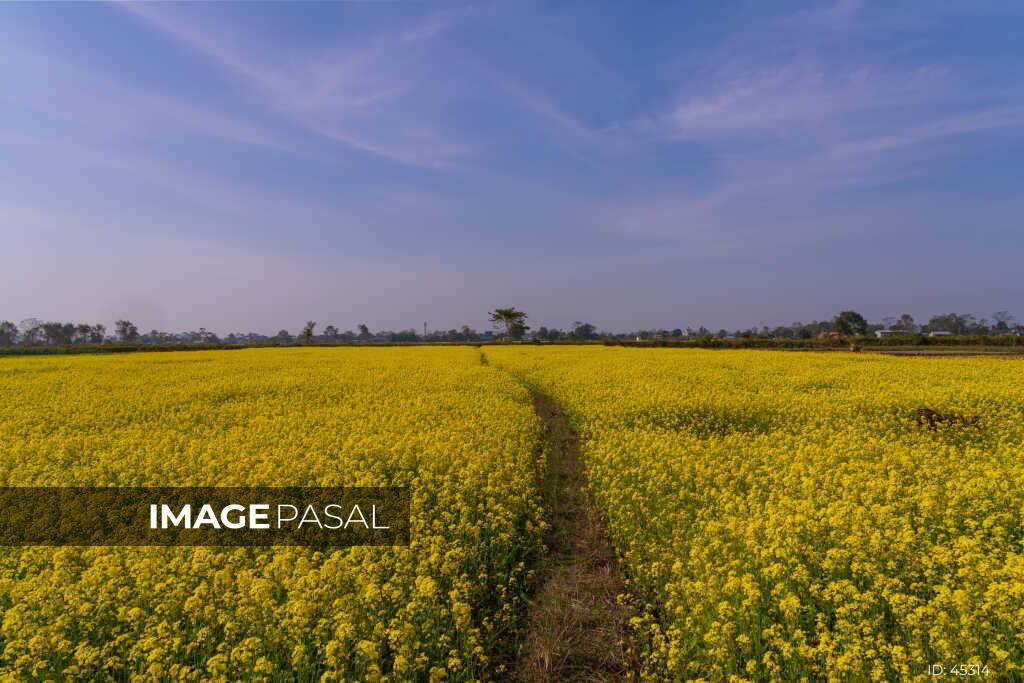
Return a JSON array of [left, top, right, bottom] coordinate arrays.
[[825, 106, 1024, 159], [0, 124, 452, 266], [781, 0, 866, 32], [659, 62, 944, 143], [1, 130, 333, 223], [118, 2, 473, 169], [608, 4, 1024, 250], [502, 80, 597, 143], [0, 46, 301, 156]]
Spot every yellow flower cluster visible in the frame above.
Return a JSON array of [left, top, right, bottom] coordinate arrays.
[[489, 346, 1024, 681], [0, 348, 545, 681]]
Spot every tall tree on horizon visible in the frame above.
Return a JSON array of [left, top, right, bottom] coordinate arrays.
[[0, 321, 17, 346], [300, 321, 316, 344], [115, 320, 139, 343], [833, 310, 868, 336], [489, 308, 529, 339], [993, 311, 1014, 331]]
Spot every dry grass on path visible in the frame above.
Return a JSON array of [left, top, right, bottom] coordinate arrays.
[[511, 390, 636, 682]]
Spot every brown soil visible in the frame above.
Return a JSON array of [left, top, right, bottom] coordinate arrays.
[[511, 389, 635, 682]]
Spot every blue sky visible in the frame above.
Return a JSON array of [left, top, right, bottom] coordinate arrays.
[[3, 1, 1023, 333]]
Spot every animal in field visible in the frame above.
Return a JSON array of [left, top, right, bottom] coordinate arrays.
[[915, 407, 981, 431]]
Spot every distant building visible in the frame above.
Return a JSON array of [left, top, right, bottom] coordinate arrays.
[[874, 329, 895, 338], [928, 330, 953, 337]]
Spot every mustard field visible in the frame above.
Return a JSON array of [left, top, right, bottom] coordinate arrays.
[[1, 346, 1022, 680], [0, 348, 545, 680], [488, 346, 1024, 681]]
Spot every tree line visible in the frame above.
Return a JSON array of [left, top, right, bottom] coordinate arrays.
[[1, 309, 1018, 348], [0, 318, 498, 347], [485, 308, 1021, 341]]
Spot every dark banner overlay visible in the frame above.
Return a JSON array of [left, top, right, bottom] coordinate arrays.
[[0, 487, 409, 546]]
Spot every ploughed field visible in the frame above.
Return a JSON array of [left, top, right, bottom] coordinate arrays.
[[1, 346, 1022, 680]]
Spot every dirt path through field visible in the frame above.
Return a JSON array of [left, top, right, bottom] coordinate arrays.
[[508, 381, 635, 681]]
